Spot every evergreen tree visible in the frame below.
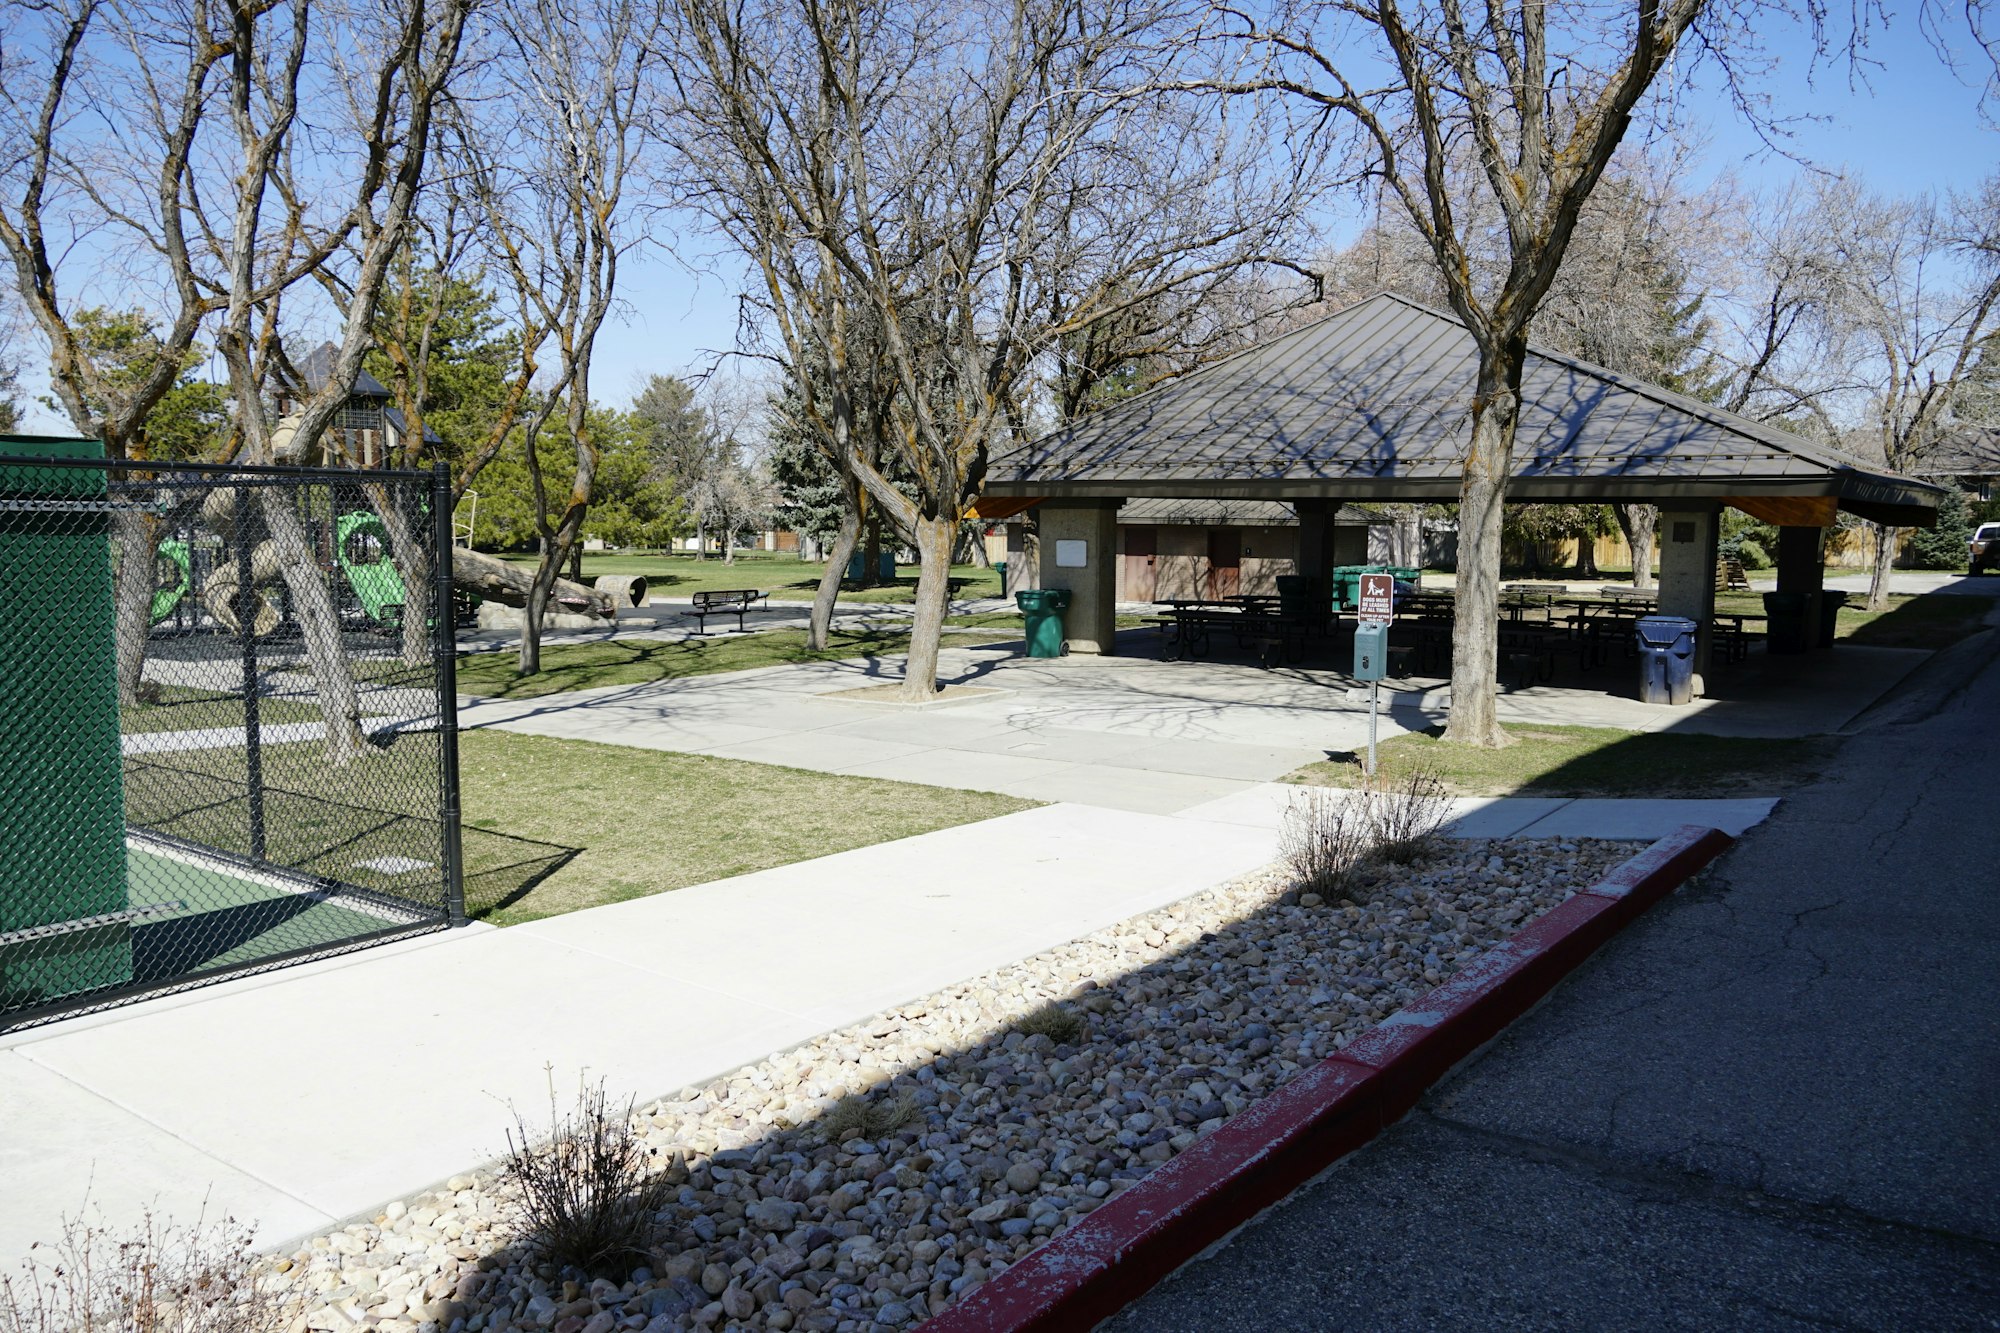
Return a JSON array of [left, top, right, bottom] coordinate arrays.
[[365, 270, 522, 471], [1905, 484, 1976, 569], [41, 308, 230, 458]]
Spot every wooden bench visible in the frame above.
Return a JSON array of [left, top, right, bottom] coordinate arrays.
[[688, 588, 767, 634], [1716, 556, 1751, 592]]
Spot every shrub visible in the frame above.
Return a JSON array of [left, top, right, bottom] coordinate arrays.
[[1361, 763, 1453, 864], [1734, 538, 1770, 569], [1279, 786, 1372, 900], [0, 1209, 284, 1333], [821, 1089, 916, 1140], [1013, 1002, 1084, 1045], [503, 1078, 671, 1277]]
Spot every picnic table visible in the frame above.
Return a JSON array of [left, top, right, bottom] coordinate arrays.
[[1144, 598, 1310, 665]]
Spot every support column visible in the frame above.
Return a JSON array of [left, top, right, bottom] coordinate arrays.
[[1004, 517, 1040, 597], [1776, 525, 1826, 649], [1657, 506, 1719, 694], [1036, 500, 1120, 654], [1293, 500, 1342, 599]]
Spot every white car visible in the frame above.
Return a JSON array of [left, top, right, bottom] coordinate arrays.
[[1972, 522, 2000, 575]]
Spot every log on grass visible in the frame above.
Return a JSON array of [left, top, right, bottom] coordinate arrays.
[[450, 546, 614, 617]]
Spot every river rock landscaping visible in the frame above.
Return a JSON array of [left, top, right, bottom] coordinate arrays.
[[270, 835, 1640, 1333]]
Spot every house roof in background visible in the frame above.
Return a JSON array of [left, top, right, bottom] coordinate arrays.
[[1920, 429, 2000, 476], [295, 342, 391, 400], [986, 292, 1942, 526]]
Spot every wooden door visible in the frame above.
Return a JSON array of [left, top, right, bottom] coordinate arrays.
[[1122, 525, 1158, 601], [1206, 529, 1241, 600]]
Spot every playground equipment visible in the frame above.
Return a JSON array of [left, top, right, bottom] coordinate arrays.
[[149, 538, 190, 625], [336, 511, 407, 625]]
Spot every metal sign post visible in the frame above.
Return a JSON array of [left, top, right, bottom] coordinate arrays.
[[1355, 572, 1397, 779]]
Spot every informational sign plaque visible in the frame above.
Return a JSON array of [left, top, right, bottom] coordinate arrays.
[[1358, 571, 1395, 623]]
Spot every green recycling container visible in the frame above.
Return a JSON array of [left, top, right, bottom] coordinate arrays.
[[0, 436, 133, 1009], [1015, 587, 1071, 657], [1329, 565, 1369, 611]]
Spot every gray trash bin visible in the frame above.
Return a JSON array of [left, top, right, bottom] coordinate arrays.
[[1634, 615, 1698, 705]]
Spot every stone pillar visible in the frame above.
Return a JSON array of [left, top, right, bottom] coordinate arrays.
[[1657, 507, 1719, 692], [1775, 525, 1826, 648], [1036, 500, 1121, 654], [1293, 500, 1342, 595]]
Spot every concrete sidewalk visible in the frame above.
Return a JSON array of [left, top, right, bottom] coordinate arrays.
[[0, 793, 1770, 1269], [1120, 614, 2000, 1326]]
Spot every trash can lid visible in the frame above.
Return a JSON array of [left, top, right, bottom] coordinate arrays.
[[1635, 614, 1698, 629]]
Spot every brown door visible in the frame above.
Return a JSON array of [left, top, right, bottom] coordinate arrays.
[[1122, 526, 1159, 601], [1206, 529, 1241, 599]]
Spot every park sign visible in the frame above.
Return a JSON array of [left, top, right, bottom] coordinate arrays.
[[1358, 572, 1395, 623]]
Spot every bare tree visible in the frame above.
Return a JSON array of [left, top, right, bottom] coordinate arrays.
[[1822, 174, 2000, 608], [667, 0, 1310, 700], [1183, 0, 1747, 745], [468, 0, 662, 676]]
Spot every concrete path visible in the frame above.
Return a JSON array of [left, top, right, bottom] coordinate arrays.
[[0, 791, 1773, 1269], [1120, 606, 2000, 1327]]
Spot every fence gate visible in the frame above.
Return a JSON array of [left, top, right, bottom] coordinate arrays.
[[0, 439, 463, 1029]]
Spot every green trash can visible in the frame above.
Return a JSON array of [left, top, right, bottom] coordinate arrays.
[[1388, 566, 1421, 586], [1329, 565, 1369, 611], [0, 436, 134, 1009], [1817, 590, 1850, 649], [1762, 591, 1810, 655], [1016, 588, 1071, 657]]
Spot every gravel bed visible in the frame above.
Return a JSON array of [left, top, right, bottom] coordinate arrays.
[[272, 836, 1639, 1333]]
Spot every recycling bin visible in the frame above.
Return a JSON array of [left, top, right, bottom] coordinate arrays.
[[1634, 615, 1698, 705], [845, 550, 898, 583], [1762, 591, 1809, 655], [1015, 587, 1072, 658], [1817, 590, 1849, 649]]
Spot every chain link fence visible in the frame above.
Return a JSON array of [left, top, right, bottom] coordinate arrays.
[[0, 440, 464, 1029]]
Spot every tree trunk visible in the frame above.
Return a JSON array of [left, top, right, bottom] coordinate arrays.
[[695, 521, 706, 561], [1615, 504, 1658, 591], [899, 514, 956, 701], [863, 512, 882, 588], [448, 545, 612, 615], [1866, 523, 1897, 611], [113, 510, 161, 705], [1443, 357, 1518, 749], [568, 543, 584, 583], [962, 522, 993, 568], [1576, 532, 1600, 579], [258, 492, 367, 764], [810, 495, 862, 652]]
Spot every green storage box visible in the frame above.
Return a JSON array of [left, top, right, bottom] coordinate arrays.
[[0, 436, 133, 1009]]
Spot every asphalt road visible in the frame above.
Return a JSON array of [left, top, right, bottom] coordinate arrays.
[[1119, 627, 2000, 1331]]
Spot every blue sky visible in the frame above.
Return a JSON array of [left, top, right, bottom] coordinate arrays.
[[13, 7, 1994, 431]]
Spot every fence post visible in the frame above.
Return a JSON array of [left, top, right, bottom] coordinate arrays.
[[236, 486, 266, 864], [431, 464, 467, 926]]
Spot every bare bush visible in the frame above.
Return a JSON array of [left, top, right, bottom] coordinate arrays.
[[0, 1208, 285, 1333], [1279, 787, 1374, 901], [503, 1079, 671, 1277], [1361, 764, 1455, 865]]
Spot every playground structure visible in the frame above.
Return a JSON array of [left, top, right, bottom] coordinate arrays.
[[0, 440, 466, 1028]]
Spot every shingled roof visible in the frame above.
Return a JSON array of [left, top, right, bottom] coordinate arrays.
[[987, 292, 1941, 526]]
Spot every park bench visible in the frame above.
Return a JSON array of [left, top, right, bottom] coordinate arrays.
[[688, 588, 767, 634]]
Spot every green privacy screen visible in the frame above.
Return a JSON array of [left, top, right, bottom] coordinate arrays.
[[0, 436, 133, 1006]]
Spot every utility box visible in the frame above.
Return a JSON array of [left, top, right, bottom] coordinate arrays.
[[0, 436, 133, 1009], [1353, 621, 1389, 681]]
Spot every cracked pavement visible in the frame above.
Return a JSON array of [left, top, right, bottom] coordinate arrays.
[[1118, 628, 2000, 1331]]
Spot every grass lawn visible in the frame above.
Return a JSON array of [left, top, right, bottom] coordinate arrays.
[[458, 626, 1017, 699], [498, 550, 1006, 604], [1285, 723, 1835, 797], [123, 684, 324, 734], [459, 731, 1034, 924]]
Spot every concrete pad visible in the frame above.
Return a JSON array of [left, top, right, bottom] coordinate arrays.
[[995, 767, 1259, 815], [0, 1051, 333, 1261], [833, 748, 1077, 793], [1512, 797, 1781, 839], [690, 731, 936, 772], [1104, 738, 1324, 782], [1443, 797, 1577, 839], [1173, 783, 1302, 832]]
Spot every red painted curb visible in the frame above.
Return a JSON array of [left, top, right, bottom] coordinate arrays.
[[919, 823, 1735, 1332]]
